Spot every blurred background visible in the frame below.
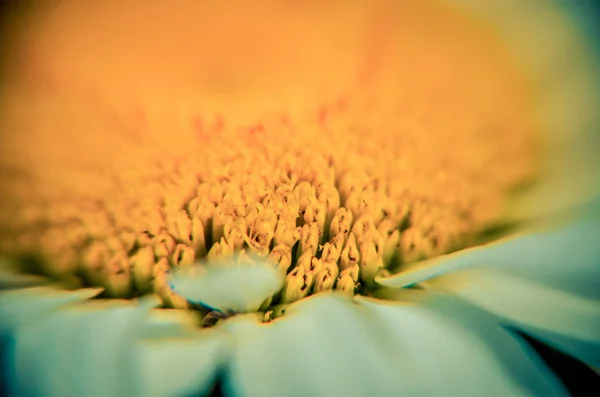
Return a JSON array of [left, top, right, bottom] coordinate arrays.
[[0, 0, 598, 217]]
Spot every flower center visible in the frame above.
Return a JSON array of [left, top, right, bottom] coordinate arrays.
[[168, 170, 477, 327], [0, 1, 537, 327]]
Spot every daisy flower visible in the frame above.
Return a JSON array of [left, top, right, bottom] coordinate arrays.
[[0, 1, 598, 396]]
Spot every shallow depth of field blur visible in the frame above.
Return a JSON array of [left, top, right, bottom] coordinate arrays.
[[0, 0, 599, 393], [0, 1, 542, 284]]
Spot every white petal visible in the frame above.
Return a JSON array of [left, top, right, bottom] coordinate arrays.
[[0, 266, 48, 289], [224, 293, 567, 397], [423, 268, 600, 367], [358, 295, 569, 397], [376, 216, 600, 366], [139, 309, 201, 339], [376, 216, 600, 300], [374, 244, 483, 288], [167, 259, 285, 313], [9, 299, 152, 397], [224, 294, 421, 397], [136, 316, 230, 397], [465, 215, 600, 300], [0, 286, 103, 333]]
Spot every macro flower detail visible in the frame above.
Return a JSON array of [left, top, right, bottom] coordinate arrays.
[[1, 0, 599, 396], [167, 256, 285, 314], [376, 210, 600, 368]]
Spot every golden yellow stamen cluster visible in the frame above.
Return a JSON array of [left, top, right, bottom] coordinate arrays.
[[0, 98, 534, 311], [0, 1, 537, 315]]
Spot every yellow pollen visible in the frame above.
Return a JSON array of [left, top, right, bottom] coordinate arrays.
[[0, 1, 537, 317]]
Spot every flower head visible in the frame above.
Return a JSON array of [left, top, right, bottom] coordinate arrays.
[[1, 0, 599, 396]]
